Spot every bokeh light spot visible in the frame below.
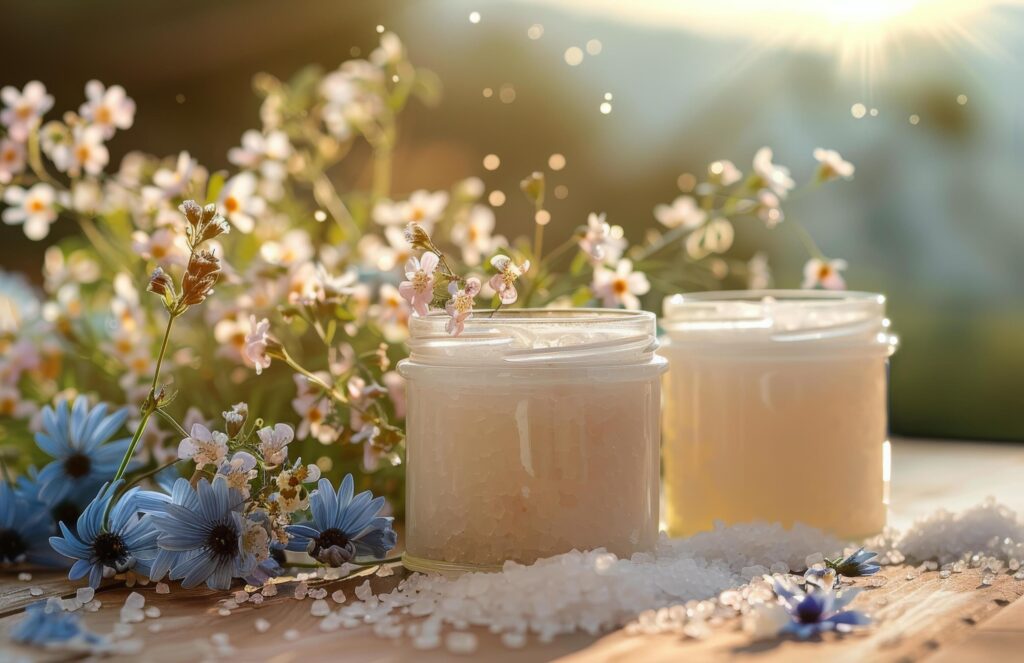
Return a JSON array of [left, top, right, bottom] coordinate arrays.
[[548, 154, 566, 171], [851, 103, 867, 119], [586, 39, 603, 55], [483, 154, 501, 171], [564, 47, 584, 66], [488, 190, 506, 207]]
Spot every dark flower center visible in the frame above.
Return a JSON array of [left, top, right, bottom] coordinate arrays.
[[206, 523, 239, 560], [796, 596, 824, 624], [52, 500, 81, 529], [93, 532, 130, 571], [315, 528, 350, 552], [0, 528, 27, 562], [64, 453, 92, 478]]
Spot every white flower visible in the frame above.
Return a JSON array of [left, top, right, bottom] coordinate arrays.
[[373, 189, 448, 229], [592, 259, 650, 310], [708, 159, 742, 186], [813, 148, 855, 182], [375, 283, 410, 341], [0, 81, 54, 141], [2, 183, 58, 240], [756, 190, 784, 228], [79, 80, 135, 139], [292, 374, 335, 443], [219, 172, 265, 233], [0, 139, 26, 183], [451, 205, 507, 266], [579, 212, 626, 264], [243, 316, 273, 375], [370, 32, 404, 66], [802, 257, 848, 290], [131, 228, 186, 264], [654, 195, 706, 230], [257, 423, 294, 467], [747, 252, 771, 289], [177, 423, 229, 469], [217, 451, 258, 498], [685, 217, 734, 260], [58, 125, 109, 177], [228, 129, 292, 168], [0, 384, 36, 419], [153, 151, 197, 198], [242, 518, 270, 562], [260, 229, 313, 267], [752, 147, 795, 197]]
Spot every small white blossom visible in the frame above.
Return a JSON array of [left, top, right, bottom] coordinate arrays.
[[654, 195, 706, 230], [451, 205, 506, 266], [0, 139, 26, 183], [592, 259, 650, 310], [444, 278, 481, 336], [578, 212, 626, 264], [708, 159, 742, 186], [257, 423, 294, 467], [178, 423, 229, 469], [2, 183, 59, 240], [217, 451, 258, 498], [79, 80, 136, 139], [228, 129, 292, 168], [58, 125, 109, 177], [685, 217, 734, 259], [802, 257, 848, 290], [243, 316, 273, 375], [219, 172, 265, 233], [752, 147, 795, 197], [813, 148, 855, 182], [0, 81, 54, 141], [153, 151, 197, 198], [488, 255, 530, 305], [373, 189, 448, 229]]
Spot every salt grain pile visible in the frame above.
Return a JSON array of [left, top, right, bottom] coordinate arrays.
[[310, 499, 1024, 652]]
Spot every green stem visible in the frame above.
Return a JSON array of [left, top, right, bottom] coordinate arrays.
[[122, 459, 180, 492], [788, 220, 827, 260], [111, 312, 176, 485], [155, 409, 189, 438]]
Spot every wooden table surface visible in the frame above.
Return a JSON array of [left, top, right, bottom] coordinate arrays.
[[3, 437, 1024, 662]]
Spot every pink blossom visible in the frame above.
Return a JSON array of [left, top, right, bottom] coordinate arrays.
[[243, 316, 273, 375], [487, 255, 530, 305], [398, 252, 439, 316], [444, 277, 481, 336]]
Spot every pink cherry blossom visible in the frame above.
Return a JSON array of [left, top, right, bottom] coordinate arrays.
[[488, 255, 530, 306], [398, 252, 439, 316], [444, 277, 481, 336]]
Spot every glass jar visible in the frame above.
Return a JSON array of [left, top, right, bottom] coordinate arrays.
[[398, 309, 666, 573], [660, 290, 898, 539]]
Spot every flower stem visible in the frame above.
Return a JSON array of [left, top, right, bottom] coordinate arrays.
[[111, 312, 177, 485], [155, 409, 189, 438]]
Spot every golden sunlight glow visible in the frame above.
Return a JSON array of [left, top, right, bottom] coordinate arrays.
[[542, 0, 1015, 78]]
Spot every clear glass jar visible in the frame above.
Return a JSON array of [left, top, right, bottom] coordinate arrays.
[[660, 290, 898, 539], [398, 309, 666, 573]]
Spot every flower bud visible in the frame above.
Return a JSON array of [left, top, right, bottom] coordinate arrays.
[[222, 402, 248, 437], [198, 213, 231, 243], [180, 250, 221, 306], [179, 200, 204, 228], [403, 223, 433, 251], [520, 171, 545, 208], [146, 267, 175, 297]]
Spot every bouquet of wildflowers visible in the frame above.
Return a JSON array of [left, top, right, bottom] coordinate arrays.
[[0, 31, 853, 591]]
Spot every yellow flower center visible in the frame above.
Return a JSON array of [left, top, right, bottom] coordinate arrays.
[[613, 278, 628, 295]]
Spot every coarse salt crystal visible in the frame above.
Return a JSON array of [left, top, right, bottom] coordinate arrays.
[[125, 592, 145, 610], [156, 582, 170, 594], [17, 572, 32, 581], [255, 618, 271, 633], [445, 631, 478, 654], [501, 632, 527, 649], [284, 628, 300, 641], [311, 599, 331, 617], [76, 587, 95, 603], [28, 587, 43, 596], [145, 607, 161, 618], [234, 590, 249, 603], [332, 589, 347, 604], [294, 582, 308, 600], [261, 583, 278, 597], [355, 580, 373, 601], [250, 593, 265, 605]]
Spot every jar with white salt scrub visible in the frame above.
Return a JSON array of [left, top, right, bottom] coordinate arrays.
[[660, 290, 898, 539], [399, 309, 666, 573]]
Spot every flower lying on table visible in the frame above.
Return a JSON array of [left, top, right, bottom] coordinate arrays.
[[771, 579, 870, 639]]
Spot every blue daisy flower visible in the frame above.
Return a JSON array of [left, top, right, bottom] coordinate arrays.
[[0, 480, 63, 566], [136, 477, 201, 582], [17, 467, 98, 541], [285, 475, 397, 565], [34, 397, 132, 503], [774, 579, 870, 639], [48, 481, 160, 588], [148, 476, 256, 590], [11, 600, 105, 647], [827, 547, 881, 578]]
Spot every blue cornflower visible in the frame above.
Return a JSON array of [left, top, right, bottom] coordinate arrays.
[[774, 579, 870, 639], [137, 477, 200, 582], [34, 397, 132, 503], [827, 547, 881, 577], [48, 482, 160, 588], [148, 476, 256, 590], [285, 475, 397, 565], [0, 480, 64, 566], [11, 600, 105, 647]]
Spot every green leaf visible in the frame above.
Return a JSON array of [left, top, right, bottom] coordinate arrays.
[[325, 319, 337, 344], [205, 171, 227, 203], [569, 250, 589, 276], [570, 286, 593, 307]]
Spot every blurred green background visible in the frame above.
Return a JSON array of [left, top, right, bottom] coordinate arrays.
[[0, 0, 1021, 440]]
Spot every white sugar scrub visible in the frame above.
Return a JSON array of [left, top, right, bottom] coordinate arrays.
[[660, 290, 899, 539], [319, 500, 1024, 647], [398, 309, 666, 573]]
